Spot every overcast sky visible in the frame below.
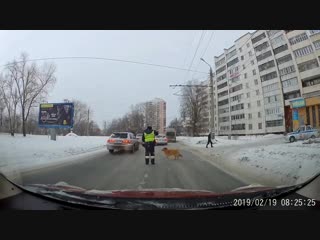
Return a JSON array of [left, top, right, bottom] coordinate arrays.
[[0, 30, 254, 127]]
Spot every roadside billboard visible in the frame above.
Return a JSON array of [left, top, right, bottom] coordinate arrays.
[[38, 102, 74, 128]]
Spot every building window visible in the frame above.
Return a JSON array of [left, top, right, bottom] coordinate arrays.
[[256, 90, 260, 95], [262, 82, 279, 93], [218, 107, 229, 114], [266, 120, 283, 127], [293, 45, 314, 58], [215, 58, 226, 68], [273, 44, 288, 55], [258, 112, 261, 118], [219, 116, 230, 123], [232, 124, 246, 130], [231, 93, 243, 102], [261, 71, 278, 82], [271, 34, 286, 47], [248, 103, 251, 108], [241, 55, 244, 60], [217, 82, 228, 90], [276, 54, 293, 65], [231, 114, 245, 120], [289, 33, 309, 45], [302, 76, 320, 87], [243, 65, 246, 70], [249, 124, 253, 130], [313, 40, 320, 50], [309, 30, 320, 36], [265, 107, 281, 115], [253, 69, 256, 75], [251, 60, 254, 65], [251, 32, 266, 44], [254, 79, 258, 85], [247, 43, 250, 48], [267, 30, 281, 37], [298, 59, 319, 73], [226, 49, 237, 59], [246, 83, 249, 88], [257, 100, 261, 106], [247, 92, 250, 98], [248, 113, 252, 119], [264, 94, 280, 103], [279, 65, 296, 76], [239, 47, 242, 52], [231, 103, 244, 111], [229, 84, 243, 93], [218, 99, 229, 106], [249, 51, 253, 56], [244, 73, 247, 79], [254, 42, 269, 53], [258, 60, 276, 72], [283, 90, 301, 100], [257, 50, 272, 62], [218, 90, 228, 98], [282, 77, 298, 88], [217, 73, 227, 82], [258, 123, 262, 129], [216, 65, 226, 75], [227, 57, 239, 67]]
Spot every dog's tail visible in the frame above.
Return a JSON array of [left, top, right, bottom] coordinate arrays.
[[179, 153, 183, 158]]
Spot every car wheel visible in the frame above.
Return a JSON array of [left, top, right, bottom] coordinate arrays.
[[136, 143, 139, 151], [289, 136, 295, 143], [311, 135, 316, 139], [109, 149, 114, 154], [131, 146, 135, 153]]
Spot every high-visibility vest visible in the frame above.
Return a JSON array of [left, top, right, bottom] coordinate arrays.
[[144, 131, 155, 142]]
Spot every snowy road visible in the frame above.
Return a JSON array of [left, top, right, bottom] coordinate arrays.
[[18, 142, 246, 193]]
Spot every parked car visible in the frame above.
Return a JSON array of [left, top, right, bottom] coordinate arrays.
[[136, 133, 143, 143], [284, 125, 319, 143], [107, 132, 139, 153], [155, 134, 168, 145]]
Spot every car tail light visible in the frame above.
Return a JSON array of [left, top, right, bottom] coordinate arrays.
[[122, 139, 131, 144], [108, 139, 116, 143]]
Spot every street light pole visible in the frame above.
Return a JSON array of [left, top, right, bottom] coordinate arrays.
[[200, 58, 215, 138]]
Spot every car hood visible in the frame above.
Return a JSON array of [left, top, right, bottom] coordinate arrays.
[[23, 182, 299, 210]]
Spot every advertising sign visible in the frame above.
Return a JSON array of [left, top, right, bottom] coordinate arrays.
[[38, 103, 74, 128], [291, 98, 305, 108]]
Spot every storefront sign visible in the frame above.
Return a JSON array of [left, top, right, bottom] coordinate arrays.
[[291, 98, 305, 108]]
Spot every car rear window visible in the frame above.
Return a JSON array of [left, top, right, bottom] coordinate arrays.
[[111, 133, 128, 138]]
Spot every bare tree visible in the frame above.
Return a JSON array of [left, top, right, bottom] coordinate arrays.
[[179, 80, 208, 137], [0, 74, 20, 136], [6, 53, 57, 136]]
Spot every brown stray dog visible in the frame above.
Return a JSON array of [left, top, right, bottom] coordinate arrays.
[[161, 147, 183, 160]]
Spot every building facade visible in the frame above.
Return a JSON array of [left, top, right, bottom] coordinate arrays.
[[144, 98, 166, 134], [213, 30, 320, 135]]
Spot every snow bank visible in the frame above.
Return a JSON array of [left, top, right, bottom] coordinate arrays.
[[233, 140, 320, 185], [0, 134, 109, 175], [177, 134, 283, 147]]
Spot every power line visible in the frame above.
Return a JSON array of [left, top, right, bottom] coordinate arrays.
[[183, 31, 207, 82], [0, 56, 208, 74]]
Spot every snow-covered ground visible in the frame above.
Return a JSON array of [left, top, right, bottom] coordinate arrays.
[[0, 133, 108, 176], [178, 135, 320, 186]]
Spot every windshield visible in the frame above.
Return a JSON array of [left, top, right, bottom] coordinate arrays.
[[111, 133, 128, 138], [0, 30, 320, 210]]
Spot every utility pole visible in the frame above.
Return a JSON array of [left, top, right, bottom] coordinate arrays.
[[200, 58, 215, 138], [87, 108, 90, 136]]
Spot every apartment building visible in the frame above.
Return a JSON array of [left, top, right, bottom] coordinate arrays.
[[144, 98, 166, 134], [213, 30, 320, 135]]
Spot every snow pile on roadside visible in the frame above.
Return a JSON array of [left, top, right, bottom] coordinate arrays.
[[0, 134, 109, 174], [177, 134, 283, 147], [65, 132, 79, 137], [234, 141, 320, 185]]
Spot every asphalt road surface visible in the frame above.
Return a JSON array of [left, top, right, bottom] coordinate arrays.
[[20, 142, 246, 193]]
